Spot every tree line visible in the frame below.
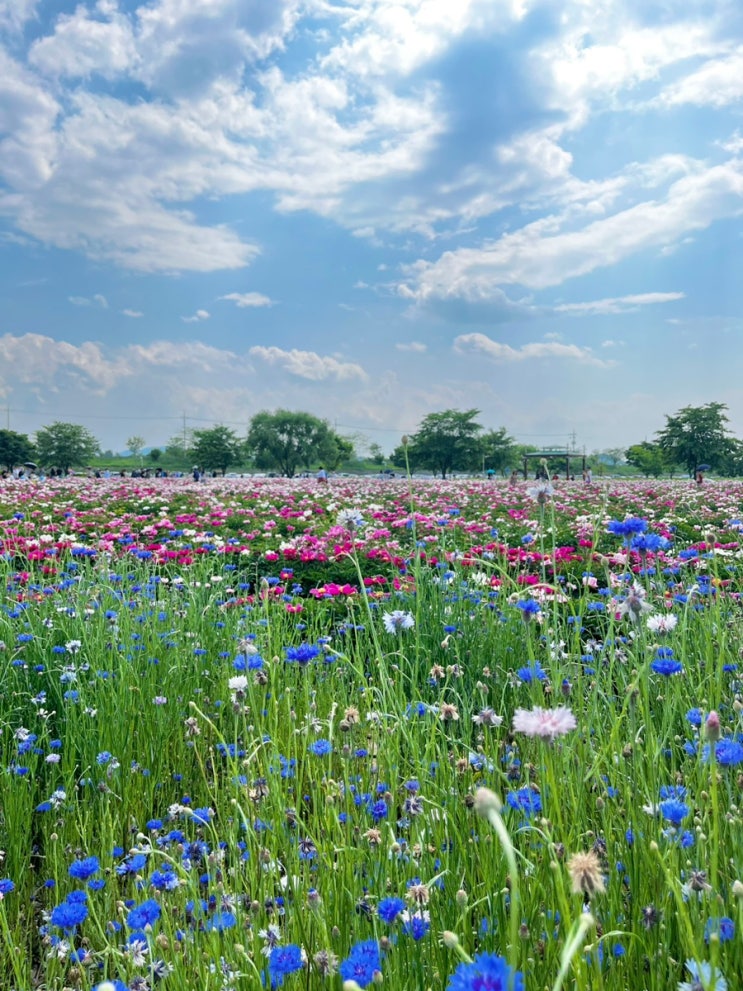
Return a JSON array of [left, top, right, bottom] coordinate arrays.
[[0, 403, 738, 478]]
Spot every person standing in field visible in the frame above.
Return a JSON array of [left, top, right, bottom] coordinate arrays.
[[317, 466, 328, 484]]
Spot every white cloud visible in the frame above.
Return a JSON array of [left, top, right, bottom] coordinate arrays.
[[0, 0, 38, 34], [122, 309, 143, 318], [401, 159, 743, 297], [395, 341, 427, 352], [554, 292, 685, 316], [321, 0, 522, 81], [181, 309, 210, 323], [219, 291, 273, 308], [0, 332, 127, 393], [29, 4, 138, 80], [453, 333, 613, 368], [249, 345, 368, 381], [658, 50, 743, 108], [68, 294, 108, 308]]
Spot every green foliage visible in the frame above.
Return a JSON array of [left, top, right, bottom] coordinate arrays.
[[190, 425, 243, 475], [368, 442, 385, 466], [481, 426, 518, 475], [0, 429, 35, 472], [404, 408, 484, 478], [625, 442, 670, 478], [246, 409, 340, 477], [655, 402, 733, 476], [126, 435, 146, 458], [148, 448, 163, 462], [327, 434, 355, 470], [34, 422, 100, 471]]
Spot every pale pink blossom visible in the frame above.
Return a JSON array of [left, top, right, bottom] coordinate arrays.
[[512, 705, 577, 742]]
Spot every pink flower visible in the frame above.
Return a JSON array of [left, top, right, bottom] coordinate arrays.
[[512, 706, 577, 742]]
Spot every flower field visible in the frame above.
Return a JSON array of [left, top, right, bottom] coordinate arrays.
[[1, 474, 742, 991]]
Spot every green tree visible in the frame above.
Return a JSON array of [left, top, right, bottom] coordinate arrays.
[[717, 437, 743, 477], [481, 426, 517, 476], [405, 409, 484, 478], [368, 442, 385, 467], [0, 429, 35, 472], [327, 435, 355, 470], [35, 422, 100, 472], [625, 442, 670, 478], [165, 431, 194, 469], [149, 448, 163, 463], [246, 410, 339, 478], [126, 435, 146, 459], [191, 425, 243, 475], [656, 403, 733, 477]]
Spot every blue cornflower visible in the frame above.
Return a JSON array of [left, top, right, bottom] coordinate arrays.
[[447, 951, 524, 991], [338, 940, 382, 989], [659, 799, 690, 826], [650, 655, 683, 676], [205, 911, 237, 931], [704, 917, 735, 943], [677, 959, 728, 991], [516, 661, 547, 683], [268, 943, 304, 987], [50, 898, 88, 930], [686, 709, 703, 727], [607, 518, 648, 539], [93, 982, 128, 991], [631, 533, 670, 554], [710, 739, 743, 767], [126, 898, 161, 930], [0, 879, 14, 895], [659, 785, 687, 799], [285, 644, 321, 665], [377, 897, 406, 924], [68, 857, 100, 880], [506, 788, 542, 817], [402, 914, 430, 940], [515, 599, 541, 620], [233, 652, 264, 671], [308, 739, 332, 757], [150, 867, 179, 891], [369, 799, 388, 821]]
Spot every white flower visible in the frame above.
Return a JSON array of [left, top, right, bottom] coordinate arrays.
[[228, 676, 249, 693], [527, 482, 554, 504], [336, 508, 365, 529], [382, 610, 415, 634], [646, 613, 678, 635]]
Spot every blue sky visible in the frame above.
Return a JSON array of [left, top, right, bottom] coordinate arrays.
[[1, 0, 742, 456]]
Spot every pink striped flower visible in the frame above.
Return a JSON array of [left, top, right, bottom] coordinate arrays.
[[512, 706, 577, 742]]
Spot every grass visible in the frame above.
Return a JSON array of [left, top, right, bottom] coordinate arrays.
[[0, 476, 741, 990]]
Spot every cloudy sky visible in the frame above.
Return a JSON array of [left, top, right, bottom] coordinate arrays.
[[1, 0, 742, 455]]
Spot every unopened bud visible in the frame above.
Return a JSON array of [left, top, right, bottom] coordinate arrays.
[[473, 787, 502, 818], [705, 711, 721, 742]]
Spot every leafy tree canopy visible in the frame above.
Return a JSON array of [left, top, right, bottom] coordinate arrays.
[[655, 403, 733, 476], [0, 429, 35, 472], [246, 410, 340, 478], [405, 409, 484, 478], [35, 422, 100, 472], [625, 442, 670, 478], [191, 425, 243, 475], [481, 426, 518, 475], [126, 435, 146, 458]]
